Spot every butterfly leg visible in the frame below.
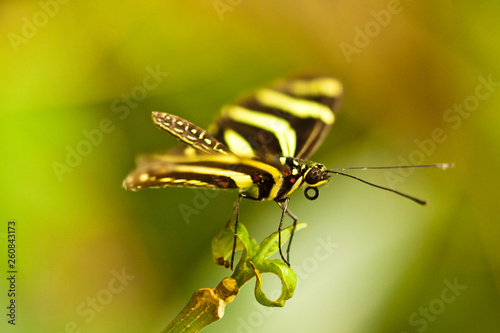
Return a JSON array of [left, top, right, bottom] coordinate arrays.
[[230, 193, 259, 269], [276, 197, 292, 267], [277, 201, 299, 264], [230, 194, 243, 270]]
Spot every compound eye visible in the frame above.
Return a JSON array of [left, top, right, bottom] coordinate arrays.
[[305, 167, 322, 185]]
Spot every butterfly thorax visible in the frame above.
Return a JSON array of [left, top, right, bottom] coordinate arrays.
[[243, 156, 330, 202]]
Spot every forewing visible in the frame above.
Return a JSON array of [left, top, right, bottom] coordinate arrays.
[[210, 75, 343, 160], [123, 154, 257, 192], [152, 112, 234, 156]]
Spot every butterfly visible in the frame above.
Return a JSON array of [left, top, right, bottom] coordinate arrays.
[[123, 75, 452, 269]]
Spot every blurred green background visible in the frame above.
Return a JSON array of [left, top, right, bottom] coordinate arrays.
[[1, 1, 499, 332]]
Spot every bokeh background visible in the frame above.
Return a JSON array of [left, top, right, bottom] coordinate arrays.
[[1, 1, 499, 332]]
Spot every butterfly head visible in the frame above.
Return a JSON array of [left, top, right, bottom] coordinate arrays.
[[302, 162, 330, 200]]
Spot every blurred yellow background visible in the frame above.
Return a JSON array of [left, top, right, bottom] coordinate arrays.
[[1, 1, 499, 332]]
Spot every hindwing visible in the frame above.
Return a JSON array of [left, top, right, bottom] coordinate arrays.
[[123, 154, 282, 199], [210, 75, 343, 160]]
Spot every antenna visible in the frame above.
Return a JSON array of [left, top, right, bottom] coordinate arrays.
[[326, 163, 454, 205], [328, 163, 454, 171]]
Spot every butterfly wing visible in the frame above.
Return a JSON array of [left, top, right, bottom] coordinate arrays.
[[151, 112, 234, 156], [124, 75, 343, 193], [125, 112, 248, 191], [124, 154, 246, 191], [123, 154, 282, 202], [209, 75, 344, 160]]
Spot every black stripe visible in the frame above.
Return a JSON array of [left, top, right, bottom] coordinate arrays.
[[214, 117, 284, 158], [170, 172, 238, 188], [256, 171, 276, 200], [209, 75, 342, 160]]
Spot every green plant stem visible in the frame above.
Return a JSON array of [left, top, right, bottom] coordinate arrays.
[[162, 222, 305, 332], [161, 278, 239, 333]]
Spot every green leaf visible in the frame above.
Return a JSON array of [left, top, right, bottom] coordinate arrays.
[[250, 260, 297, 307], [253, 222, 307, 261], [211, 222, 257, 267], [235, 223, 259, 258]]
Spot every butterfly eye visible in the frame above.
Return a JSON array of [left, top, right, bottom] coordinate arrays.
[[304, 186, 319, 200], [305, 166, 323, 185]]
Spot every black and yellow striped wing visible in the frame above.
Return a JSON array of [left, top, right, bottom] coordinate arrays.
[[209, 75, 343, 160], [151, 112, 234, 156], [123, 153, 283, 200], [123, 113, 282, 198], [124, 75, 343, 196]]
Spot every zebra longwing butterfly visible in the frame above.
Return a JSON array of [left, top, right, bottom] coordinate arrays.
[[123, 75, 452, 268]]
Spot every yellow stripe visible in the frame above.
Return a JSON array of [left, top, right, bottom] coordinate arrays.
[[173, 165, 254, 189], [149, 154, 273, 171], [287, 176, 303, 195], [224, 105, 296, 156], [256, 88, 334, 125], [224, 129, 255, 158], [141, 154, 284, 199], [149, 154, 282, 182], [158, 177, 172, 182], [288, 78, 343, 98], [268, 174, 283, 200], [157, 177, 215, 187]]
